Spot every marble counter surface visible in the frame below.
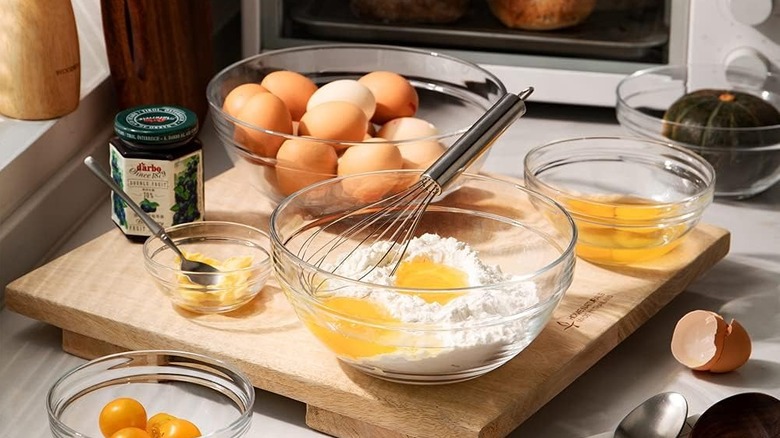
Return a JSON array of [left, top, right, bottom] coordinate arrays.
[[2, 103, 778, 437]]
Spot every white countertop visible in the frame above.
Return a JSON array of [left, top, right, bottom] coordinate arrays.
[[1, 103, 778, 437]]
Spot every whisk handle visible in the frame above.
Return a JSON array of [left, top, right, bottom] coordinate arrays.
[[422, 87, 533, 192]]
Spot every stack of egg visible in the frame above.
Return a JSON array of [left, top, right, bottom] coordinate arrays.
[[222, 71, 446, 196]]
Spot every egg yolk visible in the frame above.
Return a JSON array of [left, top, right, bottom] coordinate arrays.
[[304, 296, 400, 358], [393, 256, 468, 304], [563, 195, 687, 264], [303, 257, 469, 358]]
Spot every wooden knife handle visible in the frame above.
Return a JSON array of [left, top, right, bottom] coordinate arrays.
[[0, 0, 80, 120], [100, 0, 214, 122]]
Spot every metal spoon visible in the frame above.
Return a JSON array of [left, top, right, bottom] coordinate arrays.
[[614, 392, 688, 438], [83, 156, 221, 286]]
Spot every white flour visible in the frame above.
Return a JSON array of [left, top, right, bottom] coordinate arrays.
[[324, 233, 540, 377]]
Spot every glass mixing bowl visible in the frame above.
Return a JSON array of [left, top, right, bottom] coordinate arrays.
[[143, 221, 272, 314], [616, 64, 780, 199], [270, 171, 576, 384], [47, 350, 255, 438], [524, 136, 715, 266], [207, 44, 507, 203]]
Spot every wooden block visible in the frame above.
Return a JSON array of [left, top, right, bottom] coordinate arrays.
[[62, 330, 128, 359], [4, 167, 731, 438], [307, 406, 416, 438]]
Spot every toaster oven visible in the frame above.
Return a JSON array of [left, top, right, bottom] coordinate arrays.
[[241, 0, 780, 107]]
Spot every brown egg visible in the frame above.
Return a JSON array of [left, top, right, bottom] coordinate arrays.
[[223, 83, 268, 117], [358, 71, 419, 124], [275, 138, 338, 196], [306, 79, 376, 120], [670, 310, 752, 373], [299, 101, 368, 143], [378, 117, 438, 141], [338, 143, 403, 202], [397, 140, 446, 169], [260, 70, 318, 121], [234, 92, 293, 158]]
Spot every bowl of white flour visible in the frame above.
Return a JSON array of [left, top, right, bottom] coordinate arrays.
[[270, 170, 577, 384]]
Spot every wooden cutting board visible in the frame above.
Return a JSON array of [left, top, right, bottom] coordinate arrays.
[[5, 167, 730, 438]]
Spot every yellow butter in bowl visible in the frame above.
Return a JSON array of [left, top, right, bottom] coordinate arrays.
[[175, 252, 257, 311], [143, 221, 272, 314]]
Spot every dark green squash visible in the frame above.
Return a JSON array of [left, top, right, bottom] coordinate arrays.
[[662, 89, 780, 148]]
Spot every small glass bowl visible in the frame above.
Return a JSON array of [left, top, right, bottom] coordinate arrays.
[[47, 350, 255, 438], [143, 221, 272, 314], [206, 43, 507, 203], [524, 136, 715, 266], [270, 171, 576, 384], [616, 64, 780, 199]]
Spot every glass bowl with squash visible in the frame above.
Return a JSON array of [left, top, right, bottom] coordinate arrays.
[[616, 64, 780, 199]]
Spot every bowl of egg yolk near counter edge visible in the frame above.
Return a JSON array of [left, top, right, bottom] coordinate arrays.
[[206, 43, 507, 204]]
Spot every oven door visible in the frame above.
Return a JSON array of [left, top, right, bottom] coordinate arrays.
[[243, 0, 689, 107]]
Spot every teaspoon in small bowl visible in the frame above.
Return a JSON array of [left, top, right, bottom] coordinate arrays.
[[614, 392, 688, 438], [83, 156, 221, 286]]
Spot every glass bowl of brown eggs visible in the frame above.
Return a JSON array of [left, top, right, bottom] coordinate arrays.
[[206, 44, 507, 202]]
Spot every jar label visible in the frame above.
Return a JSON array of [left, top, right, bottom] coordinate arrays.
[[109, 144, 204, 237]]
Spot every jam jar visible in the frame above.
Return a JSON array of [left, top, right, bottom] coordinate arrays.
[[109, 105, 204, 241]]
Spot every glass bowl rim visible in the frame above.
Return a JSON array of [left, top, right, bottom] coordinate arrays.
[[269, 169, 578, 309], [206, 43, 509, 149], [523, 136, 716, 223], [142, 220, 272, 279], [616, 64, 780, 152], [46, 349, 255, 438]]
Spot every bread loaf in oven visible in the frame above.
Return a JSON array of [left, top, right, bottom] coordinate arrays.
[[350, 0, 470, 24], [487, 0, 597, 30]]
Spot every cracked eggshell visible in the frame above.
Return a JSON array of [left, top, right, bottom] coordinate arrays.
[[709, 319, 752, 373], [670, 310, 752, 373]]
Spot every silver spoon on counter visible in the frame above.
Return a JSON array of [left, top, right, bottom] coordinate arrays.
[[83, 156, 221, 286], [614, 392, 688, 438]]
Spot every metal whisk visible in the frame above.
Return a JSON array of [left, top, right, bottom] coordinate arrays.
[[299, 87, 534, 280]]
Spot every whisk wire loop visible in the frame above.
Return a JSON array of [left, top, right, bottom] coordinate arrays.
[[297, 88, 533, 282]]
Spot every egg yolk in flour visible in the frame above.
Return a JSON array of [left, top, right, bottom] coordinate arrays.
[[306, 256, 469, 359], [394, 256, 468, 304]]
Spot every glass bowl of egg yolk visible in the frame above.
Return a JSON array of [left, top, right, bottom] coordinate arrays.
[[206, 43, 507, 203], [270, 171, 577, 384], [524, 136, 715, 266], [143, 221, 272, 314], [47, 350, 254, 438]]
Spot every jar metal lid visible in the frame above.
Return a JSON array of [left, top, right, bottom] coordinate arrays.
[[114, 105, 199, 144]]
